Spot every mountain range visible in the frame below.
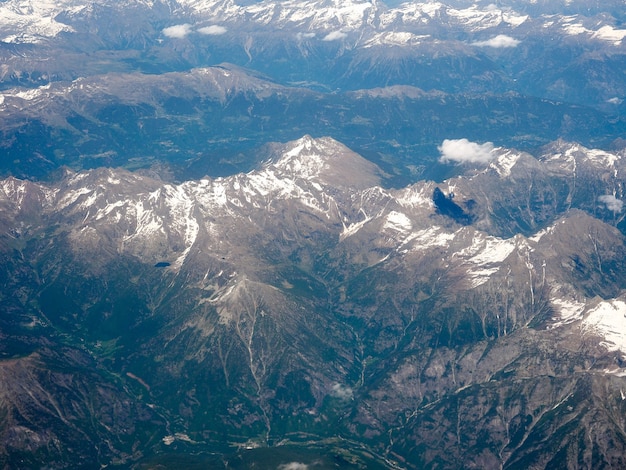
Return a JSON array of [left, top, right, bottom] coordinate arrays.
[[2, 135, 626, 468], [1, 0, 626, 468], [1, 0, 625, 182], [3, 62, 624, 184], [2, 0, 625, 101]]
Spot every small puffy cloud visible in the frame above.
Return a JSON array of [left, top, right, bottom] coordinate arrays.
[[278, 463, 309, 470], [607, 97, 623, 105], [296, 32, 316, 40], [322, 31, 347, 41], [472, 34, 520, 48], [439, 138, 495, 164], [163, 24, 192, 39], [331, 383, 353, 400], [599, 194, 623, 212], [198, 25, 227, 36]]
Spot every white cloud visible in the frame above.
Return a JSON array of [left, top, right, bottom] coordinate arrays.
[[438, 139, 495, 164], [296, 32, 316, 40], [607, 97, 623, 105], [599, 194, 623, 213], [163, 24, 192, 39], [322, 31, 347, 41], [278, 463, 309, 470], [198, 25, 227, 36], [472, 34, 520, 48], [331, 383, 353, 400]]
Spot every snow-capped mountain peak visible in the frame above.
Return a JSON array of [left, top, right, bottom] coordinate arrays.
[[488, 149, 525, 177], [266, 135, 382, 189]]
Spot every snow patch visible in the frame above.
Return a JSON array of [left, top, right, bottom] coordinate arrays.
[[0, 178, 30, 208], [340, 214, 372, 241], [395, 186, 433, 209], [562, 20, 588, 36], [0, 0, 75, 43], [455, 232, 517, 287], [165, 184, 199, 268], [383, 211, 412, 232], [362, 32, 428, 48], [593, 25, 626, 45], [550, 297, 585, 327], [467, 237, 516, 265], [13, 88, 45, 101], [582, 148, 619, 168], [57, 187, 92, 210], [583, 300, 626, 354], [125, 200, 164, 241], [490, 150, 521, 177], [502, 11, 528, 27], [447, 5, 503, 30], [405, 227, 454, 252]]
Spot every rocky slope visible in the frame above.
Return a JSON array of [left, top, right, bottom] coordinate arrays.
[[1, 136, 626, 468]]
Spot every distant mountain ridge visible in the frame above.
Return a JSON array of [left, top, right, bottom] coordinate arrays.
[[1, 0, 625, 108], [1, 63, 624, 181]]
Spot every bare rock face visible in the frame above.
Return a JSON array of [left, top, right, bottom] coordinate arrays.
[[1, 136, 626, 468]]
